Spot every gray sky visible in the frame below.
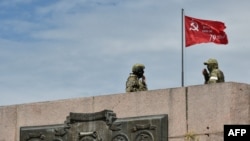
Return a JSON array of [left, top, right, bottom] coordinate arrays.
[[1, 0, 250, 106]]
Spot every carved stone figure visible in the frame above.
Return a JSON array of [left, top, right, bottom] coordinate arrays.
[[126, 63, 148, 92], [135, 131, 153, 141], [112, 134, 128, 141], [202, 58, 225, 84]]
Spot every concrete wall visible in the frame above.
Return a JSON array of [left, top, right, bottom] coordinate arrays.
[[0, 82, 249, 141]]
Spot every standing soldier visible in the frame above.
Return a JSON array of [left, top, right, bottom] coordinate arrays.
[[126, 63, 148, 92], [202, 58, 225, 84]]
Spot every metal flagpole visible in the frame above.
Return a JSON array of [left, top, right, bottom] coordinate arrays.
[[181, 8, 184, 87]]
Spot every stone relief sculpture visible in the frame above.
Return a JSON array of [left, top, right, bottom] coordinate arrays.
[[20, 110, 168, 141], [79, 131, 102, 141], [135, 131, 154, 141], [112, 133, 129, 141]]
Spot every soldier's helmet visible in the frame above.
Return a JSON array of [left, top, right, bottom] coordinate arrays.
[[204, 58, 218, 65], [132, 63, 145, 73]]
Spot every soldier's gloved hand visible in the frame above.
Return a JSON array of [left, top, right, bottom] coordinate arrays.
[[202, 68, 208, 75], [142, 75, 146, 84], [202, 68, 209, 81]]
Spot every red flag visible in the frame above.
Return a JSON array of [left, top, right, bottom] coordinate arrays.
[[185, 15, 228, 47]]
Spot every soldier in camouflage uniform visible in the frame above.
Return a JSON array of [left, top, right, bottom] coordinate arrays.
[[126, 63, 148, 92], [202, 58, 225, 84]]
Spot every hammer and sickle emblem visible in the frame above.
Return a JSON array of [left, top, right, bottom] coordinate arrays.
[[189, 21, 199, 31]]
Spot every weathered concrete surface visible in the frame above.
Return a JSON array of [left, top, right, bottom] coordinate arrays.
[[187, 82, 250, 140], [0, 82, 249, 141]]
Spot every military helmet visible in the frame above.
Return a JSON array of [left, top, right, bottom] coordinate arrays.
[[204, 58, 218, 65], [132, 63, 145, 73]]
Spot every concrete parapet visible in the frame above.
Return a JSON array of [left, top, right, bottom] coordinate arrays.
[[0, 82, 249, 141]]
